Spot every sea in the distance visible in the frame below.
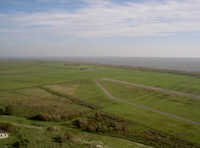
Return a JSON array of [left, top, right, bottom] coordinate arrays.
[[5, 57, 200, 73], [62, 57, 200, 72]]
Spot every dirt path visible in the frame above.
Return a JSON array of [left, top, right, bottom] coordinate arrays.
[[13, 123, 42, 130], [96, 80, 200, 126], [101, 78, 200, 99], [0, 120, 42, 130]]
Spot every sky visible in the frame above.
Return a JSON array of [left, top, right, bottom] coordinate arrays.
[[0, 0, 200, 57]]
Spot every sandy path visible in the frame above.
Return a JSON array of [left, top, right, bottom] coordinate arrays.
[[96, 80, 200, 126], [0, 120, 42, 130], [101, 78, 200, 99]]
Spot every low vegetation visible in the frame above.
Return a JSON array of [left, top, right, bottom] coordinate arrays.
[[72, 112, 200, 148], [72, 112, 129, 133], [1, 60, 200, 147]]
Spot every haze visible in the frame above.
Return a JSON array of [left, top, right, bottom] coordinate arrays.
[[0, 0, 200, 57]]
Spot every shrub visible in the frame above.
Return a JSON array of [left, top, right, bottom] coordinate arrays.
[[47, 126, 58, 132], [5, 105, 15, 115], [0, 106, 6, 115], [87, 122, 97, 132], [30, 113, 51, 121], [73, 118, 88, 129], [73, 112, 128, 134], [12, 138, 30, 148], [30, 113, 62, 121], [53, 131, 74, 143], [31, 112, 81, 121], [0, 122, 16, 132]]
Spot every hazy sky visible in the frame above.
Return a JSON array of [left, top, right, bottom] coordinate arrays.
[[0, 0, 200, 57]]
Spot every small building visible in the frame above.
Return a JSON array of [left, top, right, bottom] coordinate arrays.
[[0, 130, 9, 139]]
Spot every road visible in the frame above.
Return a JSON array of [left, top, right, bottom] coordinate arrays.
[[96, 80, 200, 126], [101, 78, 200, 99]]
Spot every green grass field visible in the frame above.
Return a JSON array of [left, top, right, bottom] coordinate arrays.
[[100, 80, 200, 122], [1, 60, 200, 148]]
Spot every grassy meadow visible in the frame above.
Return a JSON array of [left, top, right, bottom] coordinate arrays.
[[0, 60, 200, 148]]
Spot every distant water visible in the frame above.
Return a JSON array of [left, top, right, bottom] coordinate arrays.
[[62, 57, 200, 72]]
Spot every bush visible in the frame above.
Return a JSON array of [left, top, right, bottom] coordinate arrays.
[[12, 138, 30, 148], [5, 105, 15, 115], [0, 106, 5, 115], [73, 112, 128, 134], [47, 126, 58, 132], [73, 118, 88, 129], [53, 131, 74, 143], [31, 112, 82, 121], [30, 113, 61, 121], [0, 122, 16, 132], [87, 122, 97, 132], [30, 113, 51, 121]]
